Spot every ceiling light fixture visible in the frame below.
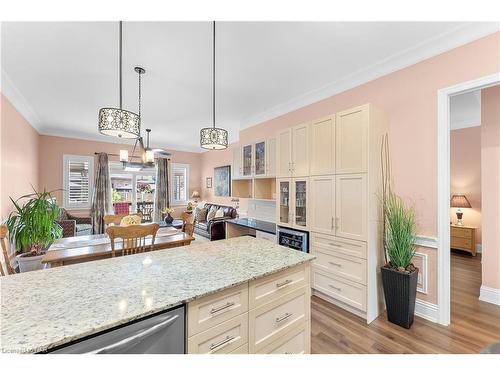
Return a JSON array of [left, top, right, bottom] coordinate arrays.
[[200, 21, 228, 150], [98, 21, 140, 139]]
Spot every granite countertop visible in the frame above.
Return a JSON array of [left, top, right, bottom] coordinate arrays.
[[0, 236, 314, 353], [227, 217, 277, 235]]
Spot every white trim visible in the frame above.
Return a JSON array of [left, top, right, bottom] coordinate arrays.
[[413, 252, 428, 294], [479, 286, 500, 306], [414, 235, 438, 249], [437, 72, 500, 326], [170, 163, 190, 205], [1, 68, 42, 131], [62, 154, 94, 210], [415, 299, 439, 323], [240, 23, 500, 129]]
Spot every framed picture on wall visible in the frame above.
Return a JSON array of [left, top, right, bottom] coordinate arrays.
[[214, 165, 231, 197], [206, 177, 213, 188]]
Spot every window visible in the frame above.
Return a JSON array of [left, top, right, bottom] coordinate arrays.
[[63, 155, 94, 209], [171, 163, 189, 204], [109, 163, 156, 221]]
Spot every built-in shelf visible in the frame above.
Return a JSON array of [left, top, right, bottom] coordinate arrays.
[[231, 177, 276, 200]]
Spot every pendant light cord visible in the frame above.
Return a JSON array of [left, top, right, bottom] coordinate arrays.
[[119, 21, 123, 110], [212, 20, 216, 129], [138, 70, 142, 124]]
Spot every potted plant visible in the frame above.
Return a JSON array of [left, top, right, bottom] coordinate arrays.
[[381, 191, 418, 329], [6, 189, 62, 272], [186, 201, 194, 213], [162, 207, 175, 225]]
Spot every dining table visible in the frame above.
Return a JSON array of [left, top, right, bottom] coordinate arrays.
[[42, 227, 194, 268]]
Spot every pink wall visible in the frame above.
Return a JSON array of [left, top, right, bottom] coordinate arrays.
[[200, 32, 500, 304], [450, 127, 482, 243], [1, 94, 40, 219], [39, 135, 202, 215], [481, 85, 500, 290]]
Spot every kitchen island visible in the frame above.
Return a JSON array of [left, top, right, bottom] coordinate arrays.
[[0, 236, 314, 354]]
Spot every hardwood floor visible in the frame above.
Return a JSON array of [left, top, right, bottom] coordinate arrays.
[[311, 252, 500, 353]]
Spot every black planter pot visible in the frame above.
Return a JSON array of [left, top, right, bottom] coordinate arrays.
[[381, 266, 419, 329], [164, 213, 174, 225]]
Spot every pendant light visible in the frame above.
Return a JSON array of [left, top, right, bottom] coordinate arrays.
[[200, 21, 228, 150], [98, 21, 140, 139]]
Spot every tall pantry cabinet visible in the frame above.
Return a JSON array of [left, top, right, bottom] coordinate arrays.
[[277, 103, 388, 324]]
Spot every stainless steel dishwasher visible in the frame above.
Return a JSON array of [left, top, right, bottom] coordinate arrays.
[[49, 305, 185, 354]]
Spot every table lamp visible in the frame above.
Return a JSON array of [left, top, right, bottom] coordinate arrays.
[[191, 191, 201, 203], [450, 194, 471, 226]]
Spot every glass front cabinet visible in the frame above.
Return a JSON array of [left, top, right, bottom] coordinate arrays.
[[277, 178, 309, 229], [242, 144, 253, 177], [254, 141, 266, 176]]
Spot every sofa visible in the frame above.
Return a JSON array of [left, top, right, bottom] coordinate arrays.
[[193, 203, 237, 241], [57, 208, 93, 237]]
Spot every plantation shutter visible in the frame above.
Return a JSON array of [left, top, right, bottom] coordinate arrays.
[[68, 160, 90, 205], [171, 164, 188, 202]]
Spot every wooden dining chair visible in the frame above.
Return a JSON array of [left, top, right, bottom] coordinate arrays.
[[181, 212, 195, 237], [106, 223, 160, 257], [0, 224, 16, 276]]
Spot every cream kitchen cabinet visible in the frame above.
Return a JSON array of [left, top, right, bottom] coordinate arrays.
[[335, 174, 367, 241], [233, 139, 276, 180], [242, 144, 253, 177], [335, 104, 369, 174], [232, 146, 243, 179], [276, 178, 309, 230], [309, 175, 335, 235], [265, 137, 277, 177], [310, 116, 335, 175], [276, 123, 310, 178]]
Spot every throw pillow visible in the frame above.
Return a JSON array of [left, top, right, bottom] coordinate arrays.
[[214, 208, 224, 218], [194, 207, 207, 222], [206, 208, 217, 221]]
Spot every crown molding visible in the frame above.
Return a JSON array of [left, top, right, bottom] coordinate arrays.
[[1, 67, 42, 131], [240, 22, 500, 130]]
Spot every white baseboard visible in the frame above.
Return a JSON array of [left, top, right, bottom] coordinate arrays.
[[476, 244, 482, 253], [414, 299, 439, 323], [479, 286, 500, 305]]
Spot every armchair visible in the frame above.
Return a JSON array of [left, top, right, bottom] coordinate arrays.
[[57, 208, 93, 237]]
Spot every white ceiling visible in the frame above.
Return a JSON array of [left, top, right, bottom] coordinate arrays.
[[1, 22, 499, 152], [450, 90, 481, 130]]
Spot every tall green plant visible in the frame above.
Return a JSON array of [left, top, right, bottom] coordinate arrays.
[[384, 192, 417, 270], [6, 188, 62, 255]]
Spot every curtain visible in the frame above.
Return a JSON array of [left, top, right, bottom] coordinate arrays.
[[154, 158, 170, 222], [91, 153, 112, 234]]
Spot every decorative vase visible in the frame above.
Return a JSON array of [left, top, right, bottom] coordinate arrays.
[[381, 266, 419, 329], [16, 253, 44, 272], [165, 213, 174, 225]]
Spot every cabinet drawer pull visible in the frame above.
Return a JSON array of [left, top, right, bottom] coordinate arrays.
[[209, 335, 235, 351], [285, 352, 294, 354], [329, 284, 342, 291], [328, 262, 342, 267], [276, 279, 293, 288], [329, 242, 342, 247], [275, 312, 293, 324], [210, 301, 236, 315]]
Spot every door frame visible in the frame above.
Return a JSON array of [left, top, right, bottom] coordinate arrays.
[[437, 72, 500, 325]]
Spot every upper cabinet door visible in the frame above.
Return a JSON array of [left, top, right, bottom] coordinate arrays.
[[310, 176, 335, 235], [335, 174, 367, 241], [232, 146, 242, 179], [266, 138, 276, 177], [336, 105, 368, 174], [254, 141, 266, 176], [242, 144, 253, 177], [292, 123, 310, 177], [277, 128, 293, 178], [310, 117, 335, 176]]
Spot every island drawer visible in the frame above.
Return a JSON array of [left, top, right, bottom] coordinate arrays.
[[313, 249, 366, 285], [188, 283, 249, 337], [311, 233, 367, 259], [249, 286, 310, 353], [312, 267, 366, 312], [187, 313, 248, 354], [249, 263, 308, 309], [229, 343, 249, 354], [257, 322, 310, 354]]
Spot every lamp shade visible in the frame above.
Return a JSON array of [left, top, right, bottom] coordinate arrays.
[[200, 127, 228, 150], [191, 191, 201, 199], [98, 108, 140, 139], [450, 194, 472, 208]]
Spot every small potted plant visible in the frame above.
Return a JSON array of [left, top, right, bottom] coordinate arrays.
[[381, 191, 418, 329], [186, 201, 194, 213], [6, 189, 63, 272], [162, 207, 175, 225]]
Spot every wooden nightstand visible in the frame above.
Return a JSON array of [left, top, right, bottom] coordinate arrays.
[[450, 225, 477, 256]]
